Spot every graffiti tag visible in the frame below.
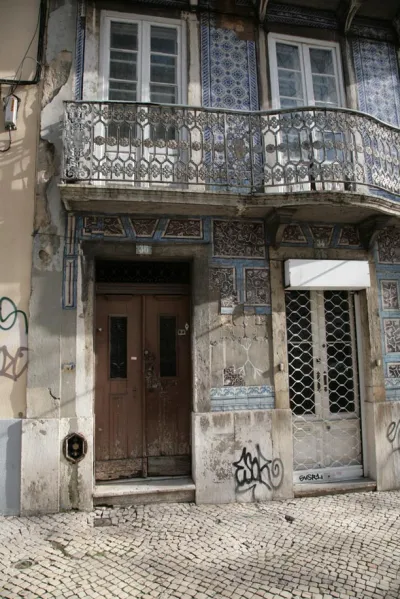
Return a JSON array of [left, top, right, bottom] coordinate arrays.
[[0, 297, 28, 334], [0, 345, 29, 381], [299, 473, 324, 482], [386, 419, 400, 454], [0, 297, 29, 381], [233, 444, 284, 498]]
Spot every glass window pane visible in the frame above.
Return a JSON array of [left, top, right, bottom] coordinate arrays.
[[109, 81, 137, 102], [310, 48, 334, 75], [111, 22, 138, 51], [110, 317, 127, 379], [160, 316, 176, 377], [276, 43, 301, 70], [280, 97, 303, 108], [151, 26, 177, 54], [312, 74, 338, 105], [151, 56, 176, 84], [278, 69, 304, 101], [150, 84, 177, 104], [110, 53, 137, 82]]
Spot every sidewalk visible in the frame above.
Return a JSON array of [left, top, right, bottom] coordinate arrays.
[[1, 491, 399, 599]]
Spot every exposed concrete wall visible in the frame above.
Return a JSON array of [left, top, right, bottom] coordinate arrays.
[[372, 401, 400, 491], [193, 409, 293, 504], [209, 310, 273, 390]]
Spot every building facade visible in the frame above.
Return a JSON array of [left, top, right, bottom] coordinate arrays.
[[0, 0, 45, 515], [4, 0, 400, 515]]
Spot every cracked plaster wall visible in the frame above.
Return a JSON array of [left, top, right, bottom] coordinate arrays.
[[22, 0, 92, 515]]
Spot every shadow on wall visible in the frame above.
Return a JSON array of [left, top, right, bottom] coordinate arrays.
[[0, 420, 22, 515]]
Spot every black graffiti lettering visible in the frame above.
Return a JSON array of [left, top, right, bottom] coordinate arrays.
[[0, 346, 29, 381], [233, 444, 284, 494], [299, 473, 324, 482], [386, 419, 400, 454]]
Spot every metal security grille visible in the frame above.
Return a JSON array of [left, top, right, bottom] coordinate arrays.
[[286, 290, 363, 484]]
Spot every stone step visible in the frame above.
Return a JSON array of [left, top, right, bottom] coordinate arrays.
[[294, 478, 377, 499], [93, 476, 195, 507]]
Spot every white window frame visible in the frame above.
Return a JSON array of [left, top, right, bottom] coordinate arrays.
[[268, 33, 345, 109], [99, 11, 187, 105]]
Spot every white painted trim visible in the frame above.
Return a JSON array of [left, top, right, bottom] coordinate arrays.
[[354, 292, 368, 478], [100, 10, 187, 104], [268, 32, 345, 109]]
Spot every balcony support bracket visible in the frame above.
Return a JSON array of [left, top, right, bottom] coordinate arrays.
[[337, 0, 364, 34], [358, 215, 393, 250], [265, 208, 297, 248]]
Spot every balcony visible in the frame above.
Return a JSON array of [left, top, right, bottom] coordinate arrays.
[[61, 101, 400, 218]]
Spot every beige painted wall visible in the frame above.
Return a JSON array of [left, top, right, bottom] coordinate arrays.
[[0, 0, 40, 417]]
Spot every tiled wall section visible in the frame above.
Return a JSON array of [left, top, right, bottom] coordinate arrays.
[[63, 216, 368, 310], [200, 13, 259, 111], [210, 385, 275, 412], [376, 228, 400, 400], [352, 38, 400, 127]]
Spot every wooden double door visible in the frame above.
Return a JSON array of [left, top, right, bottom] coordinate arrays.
[[95, 294, 191, 480]]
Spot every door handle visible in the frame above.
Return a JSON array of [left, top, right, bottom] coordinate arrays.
[[323, 373, 328, 392], [317, 371, 321, 392]]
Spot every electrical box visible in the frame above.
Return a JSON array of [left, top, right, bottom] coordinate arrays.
[[4, 95, 19, 130]]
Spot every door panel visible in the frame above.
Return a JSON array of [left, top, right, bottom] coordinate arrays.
[[144, 295, 191, 476], [95, 295, 143, 480], [286, 289, 363, 483], [95, 293, 191, 480]]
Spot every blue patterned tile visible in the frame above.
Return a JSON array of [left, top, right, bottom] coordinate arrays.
[[201, 14, 259, 111], [352, 38, 400, 126], [210, 385, 275, 411]]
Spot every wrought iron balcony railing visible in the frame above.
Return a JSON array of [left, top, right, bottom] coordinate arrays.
[[63, 101, 400, 198]]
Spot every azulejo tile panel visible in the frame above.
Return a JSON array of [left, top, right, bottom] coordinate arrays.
[[130, 218, 159, 238], [352, 38, 400, 127], [210, 385, 275, 412], [377, 229, 400, 264], [82, 216, 126, 237], [163, 219, 203, 239], [381, 281, 400, 310], [384, 319, 400, 354], [338, 227, 360, 247], [200, 14, 259, 112], [213, 220, 265, 258], [244, 268, 270, 306], [209, 267, 238, 309], [310, 226, 334, 249], [223, 366, 245, 387], [282, 225, 307, 245]]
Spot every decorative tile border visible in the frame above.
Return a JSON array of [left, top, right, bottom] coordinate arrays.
[[280, 222, 363, 249], [63, 214, 78, 309], [376, 266, 400, 400], [62, 215, 370, 310], [210, 385, 275, 412]]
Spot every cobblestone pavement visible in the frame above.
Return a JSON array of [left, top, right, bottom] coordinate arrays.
[[1, 491, 400, 599]]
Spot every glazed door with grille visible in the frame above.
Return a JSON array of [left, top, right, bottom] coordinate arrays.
[[95, 294, 191, 480], [286, 290, 363, 484]]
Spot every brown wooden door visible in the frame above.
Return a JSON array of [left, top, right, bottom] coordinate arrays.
[[95, 294, 191, 480]]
